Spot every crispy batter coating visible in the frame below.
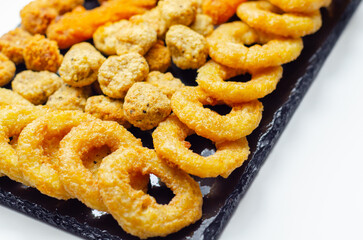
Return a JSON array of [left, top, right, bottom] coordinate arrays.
[[59, 42, 106, 87], [237, 1, 322, 38], [47, 0, 157, 49], [12, 70, 62, 105], [98, 145, 203, 239], [145, 71, 184, 99], [17, 110, 94, 200], [23, 34, 63, 73], [124, 82, 171, 130], [58, 120, 143, 211], [153, 114, 250, 178], [144, 40, 171, 73], [0, 28, 32, 65], [93, 20, 130, 56], [159, 0, 198, 29], [190, 14, 214, 37], [115, 21, 157, 56], [165, 25, 208, 69], [98, 53, 149, 99], [130, 7, 167, 39], [0, 88, 33, 107], [46, 84, 92, 111], [20, 0, 84, 35], [269, 0, 331, 13], [207, 21, 304, 69], [0, 53, 16, 87], [196, 60, 283, 103], [202, 0, 246, 24], [0, 105, 51, 185], [85, 95, 131, 128], [171, 86, 263, 142]]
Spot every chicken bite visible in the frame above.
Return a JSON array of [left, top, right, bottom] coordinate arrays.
[[145, 71, 184, 99], [12, 70, 62, 105], [23, 34, 63, 73], [98, 53, 149, 99], [158, 0, 198, 28], [190, 14, 214, 36], [123, 82, 171, 130], [85, 95, 131, 128], [0, 28, 32, 65], [0, 53, 16, 87], [130, 7, 167, 39], [165, 25, 208, 69], [144, 40, 171, 73], [59, 42, 106, 87], [46, 84, 92, 111]]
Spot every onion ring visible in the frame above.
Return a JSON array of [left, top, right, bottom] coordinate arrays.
[[58, 120, 142, 211], [153, 114, 250, 178], [17, 110, 95, 200], [196, 60, 283, 103], [207, 21, 303, 69], [98, 145, 203, 239], [171, 86, 263, 142], [237, 1, 322, 38], [0, 88, 33, 107], [0, 105, 50, 184], [268, 0, 331, 13]]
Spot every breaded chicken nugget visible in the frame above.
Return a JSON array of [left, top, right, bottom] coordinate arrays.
[[124, 82, 171, 130], [190, 14, 214, 36], [130, 7, 167, 39], [20, 0, 84, 35], [47, 0, 157, 49], [159, 0, 198, 28], [23, 34, 63, 73], [146, 71, 184, 98], [0, 28, 32, 65], [115, 21, 157, 56], [59, 42, 106, 87], [98, 53, 149, 99], [93, 20, 130, 56], [0, 53, 16, 87], [144, 40, 171, 73], [85, 95, 131, 128], [0, 88, 33, 107], [12, 70, 62, 105], [165, 25, 208, 69], [46, 84, 92, 111]]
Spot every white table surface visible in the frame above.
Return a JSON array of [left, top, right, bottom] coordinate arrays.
[[0, 1, 362, 239]]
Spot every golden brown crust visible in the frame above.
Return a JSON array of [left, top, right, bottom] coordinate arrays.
[[0, 53, 16, 87], [144, 40, 171, 73], [0, 28, 32, 65]]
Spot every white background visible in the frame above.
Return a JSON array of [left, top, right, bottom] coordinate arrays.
[[0, 1, 362, 239]]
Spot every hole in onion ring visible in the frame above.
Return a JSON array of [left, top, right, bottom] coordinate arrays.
[[128, 126, 154, 149], [203, 105, 232, 116], [185, 134, 216, 157], [147, 174, 175, 205], [226, 72, 252, 83], [81, 145, 112, 175]]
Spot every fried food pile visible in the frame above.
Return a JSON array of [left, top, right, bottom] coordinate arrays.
[[0, 0, 330, 238]]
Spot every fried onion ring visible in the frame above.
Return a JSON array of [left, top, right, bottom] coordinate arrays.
[[207, 21, 303, 69], [268, 0, 332, 13], [196, 60, 283, 103], [171, 86, 263, 142], [0, 105, 50, 184], [98, 145, 203, 239], [153, 114, 250, 178], [58, 120, 142, 211], [237, 1, 322, 38], [17, 110, 95, 200]]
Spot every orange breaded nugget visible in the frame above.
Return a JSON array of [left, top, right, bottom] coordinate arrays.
[[144, 40, 171, 73], [0, 53, 16, 87], [47, 0, 157, 49], [23, 35, 63, 73], [202, 0, 247, 24], [20, 0, 84, 35], [0, 28, 32, 65]]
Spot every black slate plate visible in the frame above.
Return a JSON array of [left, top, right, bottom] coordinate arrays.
[[0, 0, 361, 239]]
